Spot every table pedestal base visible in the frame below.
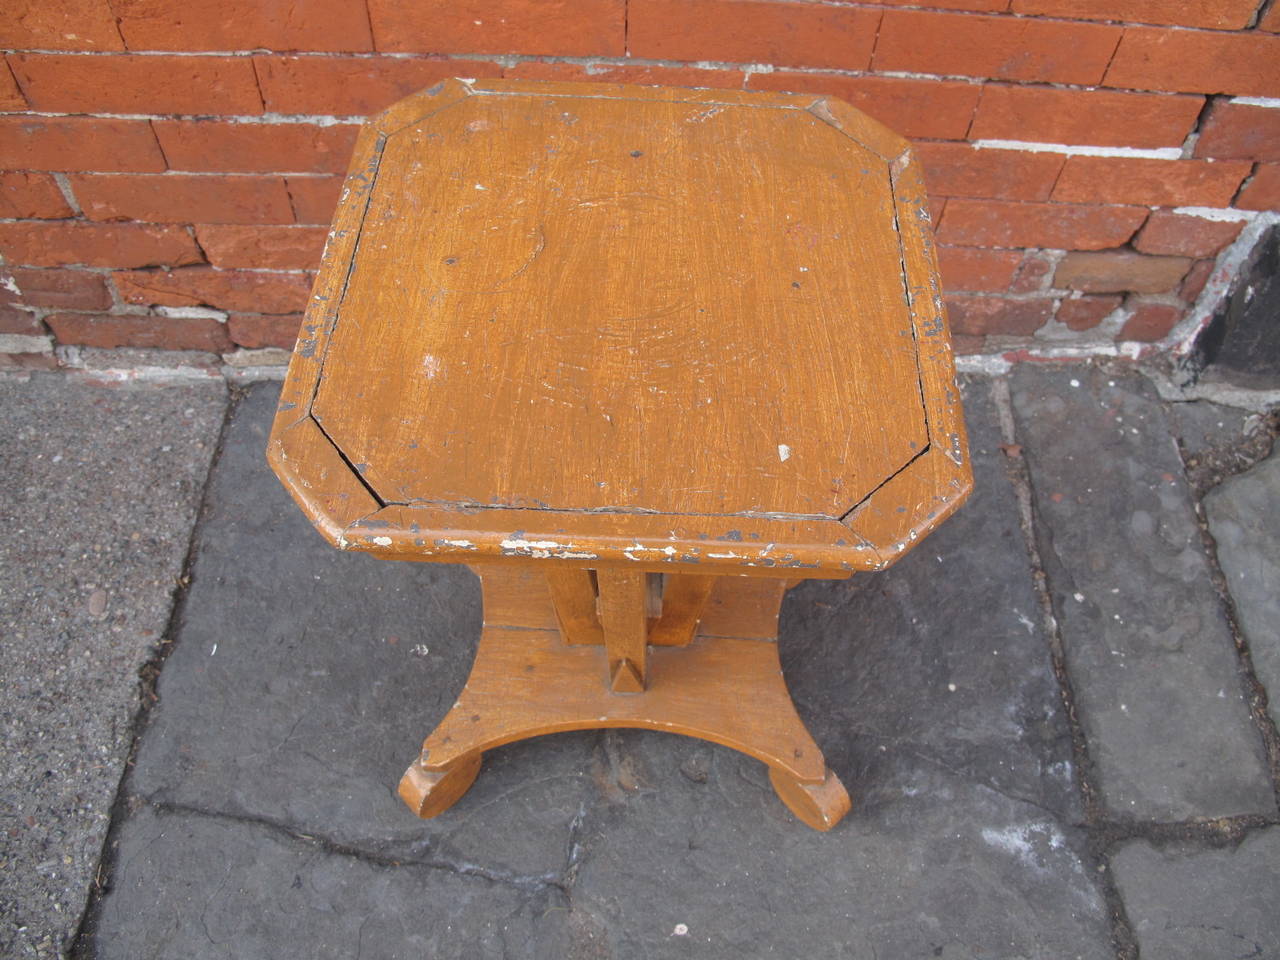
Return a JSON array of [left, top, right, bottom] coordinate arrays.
[[397, 566, 851, 831]]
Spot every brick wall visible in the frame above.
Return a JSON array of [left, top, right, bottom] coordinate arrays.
[[2, 0, 1278, 371]]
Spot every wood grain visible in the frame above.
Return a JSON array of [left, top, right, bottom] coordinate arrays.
[[268, 78, 972, 576]]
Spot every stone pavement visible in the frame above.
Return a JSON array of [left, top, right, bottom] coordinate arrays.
[[0, 364, 1277, 959]]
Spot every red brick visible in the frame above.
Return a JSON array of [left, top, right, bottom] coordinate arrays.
[[0, 0, 123, 51], [1009, 0, 1257, 30], [1104, 27, 1280, 97], [71, 174, 295, 224], [951, 333, 986, 355], [1179, 259, 1215, 302], [1010, 254, 1052, 293], [1054, 251, 1191, 294], [928, 197, 947, 228], [113, 0, 372, 52], [0, 351, 58, 369], [970, 85, 1202, 149], [876, 0, 1009, 8], [1194, 102, 1280, 163], [916, 143, 1063, 202], [369, 0, 624, 57], [1, 62, 25, 110], [1260, 2, 1280, 32], [873, 10, 1120, 85], [9, 54, 263, 116], [0, 304, 44, 335], [0, 268, 111, 310], [0, 222, 202, 268], [0, 117, 164, 173], [504, 62, 744, 91], [938, 199, 1148, 250], [0, 172, 73, 219], [629, 0, 878, 70], [286, 177, 344, 224], [1118, 300, 1181, 342], [1057, 294, 1121, 331], [1133, 212, 1243, 258], [747, 73, 979, 141], [195, 225, 327, 270], [937, 246, 1023, 292], [46, 312, 232, 352], [1052, 157, 1251, 208], [1235, 164, 1280, 212], [945, 295, 1054, 336], [154, 121, 359, 175], [256, 56, 502, 116], [227, 312, 303, 349], [113, 267, 312, 313]]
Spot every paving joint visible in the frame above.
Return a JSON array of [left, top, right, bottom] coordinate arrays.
[[990, 374, 1138, 960], [67, 387, 243, 960]]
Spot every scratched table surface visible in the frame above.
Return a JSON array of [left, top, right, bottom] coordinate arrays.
[[270, 79, 970, 577]]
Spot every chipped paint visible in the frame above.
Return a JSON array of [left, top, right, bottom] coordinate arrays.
[[777, 443, 792, 462], [371, 536, 393, 546]]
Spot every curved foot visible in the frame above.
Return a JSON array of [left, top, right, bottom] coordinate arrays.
[[398, 753, 482, 819], [768, 766, 851, 832]]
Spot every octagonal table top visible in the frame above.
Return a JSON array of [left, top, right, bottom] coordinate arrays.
[[269, 78, 971, 577]]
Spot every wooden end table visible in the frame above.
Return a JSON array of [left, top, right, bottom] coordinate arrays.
[[268, 79, 972, 832]]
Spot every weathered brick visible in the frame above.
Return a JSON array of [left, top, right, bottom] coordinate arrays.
[[113, 0, 372, 52], [1260, 2, 1280, 32], [1235, 164, 1280, 212], [0, 351, 58, 369], [1105, 28, 1280, 97], [945, 295, 1054, 336], [0, 117, 165, 173], [46, 312, 232, 352], [950, 333, 986, 355], [0, 304, 44, 335], [1009, 0, 1257, 30], [1134, 212, 1243, 258], [9, 54, 263, 116], [71, 174, 295, 224], [370, 0, 624, 57], [227, 312, 304, 349], [113, 267, 311, 314], [255, 55, 502, 116], [748, 73, 977, 140], [0, 0, 124, 51], [938, 199, 1147, 251], [873, 10, 1120, 85], [0, 267, 111, 310], [153, 121, 360, 175], [1057, 294, 1122, 331], [970, 84, 1202, 149], [1053, 157, 1250, 208], [1179, 259, 1216, 302], [1, 62, 25, 109], [286, 177, 343, 224], [916, 143, 1064, 202], [1194, 102, 1280, 163], [1119, 300, 1182, 341], [928, 197, 947, 229], [504, 61, 744, 91], [1009, 254, 1053, 294], [936, 245, 1024, 292], [629, 0, 878, 70], [195, 225, 327, 270], [1054, 251, 1191, 294], [0, 172, 73, 219], [0, 222, 203, 268]]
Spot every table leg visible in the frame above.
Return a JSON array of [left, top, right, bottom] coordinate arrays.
[[397, 564, 852, 831]]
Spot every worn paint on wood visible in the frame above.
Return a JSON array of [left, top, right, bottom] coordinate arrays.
[[268, 78, 970, 832], [268, 78, 971, 576]]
